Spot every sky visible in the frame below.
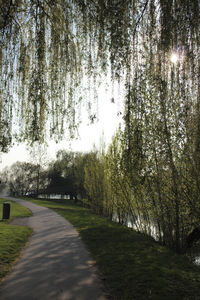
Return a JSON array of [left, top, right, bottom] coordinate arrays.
[[0, 87, 123, 170]]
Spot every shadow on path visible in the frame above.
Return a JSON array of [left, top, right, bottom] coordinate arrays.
[[0, 197, 106, 300]]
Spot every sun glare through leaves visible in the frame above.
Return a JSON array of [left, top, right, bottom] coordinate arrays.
[[170, 52, 179, 64]]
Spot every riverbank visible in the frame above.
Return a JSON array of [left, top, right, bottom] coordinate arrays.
[[21, 197, 200, 300]]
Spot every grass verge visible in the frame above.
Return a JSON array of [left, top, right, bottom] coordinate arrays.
[[23, 197, 200, 300], [0, 199, 33, 282]]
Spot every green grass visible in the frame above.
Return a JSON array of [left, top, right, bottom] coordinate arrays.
[[0, 199, 33, 281], [23, 197, 200, 300]]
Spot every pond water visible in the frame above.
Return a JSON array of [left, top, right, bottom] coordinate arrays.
[[112, 213, 159, 240], [38, 194, 70, 200], [195, 257, 200, 265], [113, 212, 200, 266], [186, 244, 200, 266]]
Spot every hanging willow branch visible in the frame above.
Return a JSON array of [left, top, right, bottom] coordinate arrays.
[[0, 0, 199, 151]]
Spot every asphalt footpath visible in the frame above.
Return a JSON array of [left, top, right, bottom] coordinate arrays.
[[0, 197, 106, 300]]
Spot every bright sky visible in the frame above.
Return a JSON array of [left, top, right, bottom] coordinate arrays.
[[0, 88, 123, 169]]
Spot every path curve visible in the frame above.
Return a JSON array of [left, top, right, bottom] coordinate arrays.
[[0, 197, 106, 300]]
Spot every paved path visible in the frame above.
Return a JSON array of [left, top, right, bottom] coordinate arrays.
[[0, 197, 106, 300]]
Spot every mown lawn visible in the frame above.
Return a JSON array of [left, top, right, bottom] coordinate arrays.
[[0, 199, 33, 281], [23, 197, 200, 300]]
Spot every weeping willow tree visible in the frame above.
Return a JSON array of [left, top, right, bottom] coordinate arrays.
[[116, 0, 200, 252], [1, 0, 200, 252], [1, 0, 199, 152]]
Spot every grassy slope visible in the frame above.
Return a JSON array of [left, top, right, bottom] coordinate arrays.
[[24, 198, 200, 300], [0, 199, 33, 281]]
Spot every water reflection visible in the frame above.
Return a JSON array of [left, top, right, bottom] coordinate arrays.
[[113, 213, 200, 266], [195, 257, 200, 265], [186, 242, 200, 266], [112, 213, 159, 240]]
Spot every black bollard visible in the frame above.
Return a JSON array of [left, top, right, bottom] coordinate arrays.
[[2, 202, 10, 220]]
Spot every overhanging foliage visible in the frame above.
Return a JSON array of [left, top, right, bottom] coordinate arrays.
[[0, 0, 199, 151]]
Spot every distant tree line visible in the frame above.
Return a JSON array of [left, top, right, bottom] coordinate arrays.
[[0, 161, 48, 197]]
